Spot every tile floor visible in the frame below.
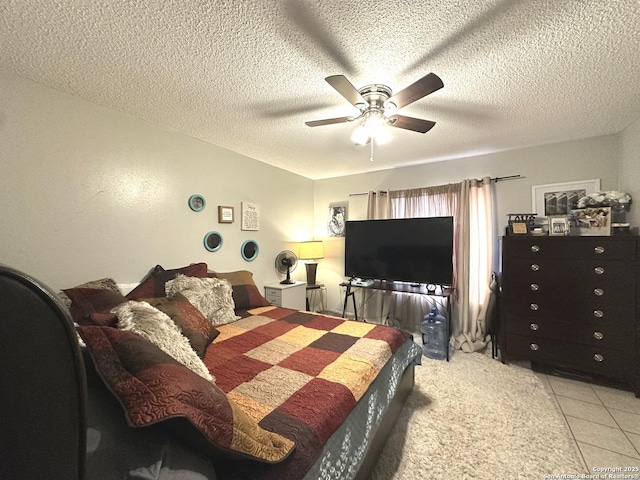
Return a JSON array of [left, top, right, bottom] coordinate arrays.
[[535, 371, 640, 473]]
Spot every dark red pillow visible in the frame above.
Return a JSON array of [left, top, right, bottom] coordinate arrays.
[[208, 270, 270, 311], [127, 263, 208, 300], [62, 287, 128, 326], [140, 293, 219, 358]]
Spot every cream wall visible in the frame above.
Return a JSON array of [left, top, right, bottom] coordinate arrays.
[[2, 69, 639, 311], [0, 70, 314, 292], [620, 116, 640, 229], [313, 135, 626, 314]]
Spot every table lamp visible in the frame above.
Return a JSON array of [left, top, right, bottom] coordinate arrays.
[[299, 240, 324, 286]]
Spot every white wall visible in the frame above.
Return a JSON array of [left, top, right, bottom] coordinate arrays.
[[3, 68, 638, 312], [620, 116, 640, 229], [0, 70, 314, 292], [313, 135, 622, 313]]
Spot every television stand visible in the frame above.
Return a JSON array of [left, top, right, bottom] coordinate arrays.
[[340, 280, 454, 361]]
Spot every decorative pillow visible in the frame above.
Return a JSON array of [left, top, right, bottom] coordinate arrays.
[[58, 277, 120, 309], [140, 293, 219, 358], [63, 287, 128, 326], [127, 263, 209, 300], [111, 300, 214, 383], [165, 274, 239, 326], [208, 270, 270, 311], [77, 325, 295, 463]]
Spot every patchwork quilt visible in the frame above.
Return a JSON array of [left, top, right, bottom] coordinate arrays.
[[205, 306, 410, 480]]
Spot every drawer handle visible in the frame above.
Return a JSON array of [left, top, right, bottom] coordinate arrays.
[[530, 343, 539, 351], [594, 354, 604, 362], [530, 323, 539, 331], [593, 310, 604, 318], [530, 303, 539, 311], [593, 331, 604, 340], [594, 266, 604, 275], [530, 283, 539, 291], [531, 245, 540, 252], [594, 246, 605, 254], [531, 264, 540, 272], [593, 288, 604, 296]]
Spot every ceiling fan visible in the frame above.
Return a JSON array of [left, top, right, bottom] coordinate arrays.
[[305, 73, 444, 145]]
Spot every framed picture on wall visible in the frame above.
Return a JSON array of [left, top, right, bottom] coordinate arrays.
[[327, 203, 347, 237], [241, 202, 259, 231], [218, 206, 234, 224], [532, 179, 600, 220]]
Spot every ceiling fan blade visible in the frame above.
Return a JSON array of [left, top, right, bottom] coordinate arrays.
[[385, 73, 444, 110], [389, 115, 436, 133], [325, 75, 367, 107], [305, 116, 354, 127]]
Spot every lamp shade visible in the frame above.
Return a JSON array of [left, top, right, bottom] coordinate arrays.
[[299, 241, 324, 260]]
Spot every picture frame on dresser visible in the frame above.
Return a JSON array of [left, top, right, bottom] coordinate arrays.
[[532, 179, 600, 221], [548, 215, 569, 236], [570, 207, 612, 236]]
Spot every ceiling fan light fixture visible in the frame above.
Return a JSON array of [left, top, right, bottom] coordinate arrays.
[[351, 125, 370, 145], [374, 126, 392, 145], [363, 112, 384, 134]]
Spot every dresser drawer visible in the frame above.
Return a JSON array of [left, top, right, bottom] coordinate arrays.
[[503, 267, 637, 304], [506, 256, 636, 283], [264, 288, 282, 306], [505, 333, 635, 380], [505, 314, 634, 350], [504, 237, 637, 260], [504, 295, 635, 324]]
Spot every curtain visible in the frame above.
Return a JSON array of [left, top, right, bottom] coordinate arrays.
[[451, 177, 494, 352], [364, 179, 495, 353], [361, 191, 392, 323]]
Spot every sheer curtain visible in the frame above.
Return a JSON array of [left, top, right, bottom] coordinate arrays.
[[452, 177, 494, 352], [364, 179, 494, 353]]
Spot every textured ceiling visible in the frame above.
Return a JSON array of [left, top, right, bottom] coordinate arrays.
[[2, 1, 640, 180]]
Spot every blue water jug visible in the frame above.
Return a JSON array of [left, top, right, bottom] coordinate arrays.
[[421, 307, 447, 360]]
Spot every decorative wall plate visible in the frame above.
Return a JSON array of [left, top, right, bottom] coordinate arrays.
[[188, 194, 206, 212], [241, 240, 259, 262], [203, 231, 223, 252]]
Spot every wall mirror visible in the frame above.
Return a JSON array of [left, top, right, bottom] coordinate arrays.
[[241, 240, 259, 262], [203, 231, 223, 252]]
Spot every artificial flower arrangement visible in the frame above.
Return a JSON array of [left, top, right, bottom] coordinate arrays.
[[577, 190, 632, 211]]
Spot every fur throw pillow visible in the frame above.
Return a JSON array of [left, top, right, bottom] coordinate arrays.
[[165, 274, 239, 326], [111, 301, 215, 383]]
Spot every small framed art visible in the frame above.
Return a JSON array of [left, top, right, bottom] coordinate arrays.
[[241, 202, 259, 231], [548, 216, 569, 236], [218, 206, 234, 224]]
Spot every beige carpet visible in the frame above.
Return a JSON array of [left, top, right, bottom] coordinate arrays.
[[370, 348, 586, 479]]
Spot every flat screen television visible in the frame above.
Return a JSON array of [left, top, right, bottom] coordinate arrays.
[[344, 217, 454, 285]]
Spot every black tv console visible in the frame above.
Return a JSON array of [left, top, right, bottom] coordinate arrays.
[[340, 280, 454, 360]]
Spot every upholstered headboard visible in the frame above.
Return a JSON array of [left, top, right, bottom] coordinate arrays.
[[0, 265, 87, 480]]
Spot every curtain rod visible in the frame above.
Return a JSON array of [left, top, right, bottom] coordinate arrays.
[[348, 175, 522, 196]]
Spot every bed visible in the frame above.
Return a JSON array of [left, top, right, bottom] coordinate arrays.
[[0, 263, 421, 480]]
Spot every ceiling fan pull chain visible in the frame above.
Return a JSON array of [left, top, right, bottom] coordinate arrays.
[[370, 137, 374, 162]]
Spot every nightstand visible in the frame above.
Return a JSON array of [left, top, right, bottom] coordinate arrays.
[[264, 281, 307, 310]]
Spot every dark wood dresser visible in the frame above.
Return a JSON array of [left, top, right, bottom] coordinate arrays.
[[500, 235, 639, 397]]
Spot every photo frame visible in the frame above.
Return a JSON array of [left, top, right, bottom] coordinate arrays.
[[241, 202, 259, 231], [570, 207, 612, 236], [548, 216, 569, 236], [327, 202, 347, 237], [218, 206, 234, 224], [509, 221, 530, 235], [532, 179, 600, 220]]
